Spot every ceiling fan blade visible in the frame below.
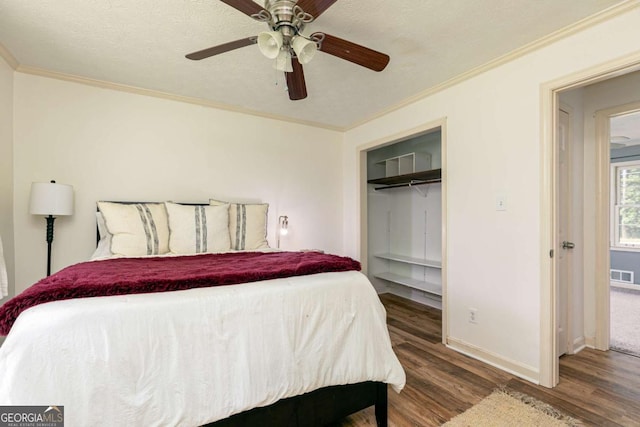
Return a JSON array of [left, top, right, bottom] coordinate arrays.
[[186, 37, 257, 60], [313, 32, 390, 72], [285, 58, 307, 101], [297, 0, 339, 19], [219, 0, 265, 17]]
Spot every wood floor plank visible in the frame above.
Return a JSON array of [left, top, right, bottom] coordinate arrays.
[[505, 378, 625, 427], [337, 293, 640, 426]]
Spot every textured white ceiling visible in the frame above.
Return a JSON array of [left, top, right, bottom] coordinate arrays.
[[0, 0, 626, 129], [611, 110, 640, 147]]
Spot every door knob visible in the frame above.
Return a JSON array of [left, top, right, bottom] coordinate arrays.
[[562, 241, 575, 249]]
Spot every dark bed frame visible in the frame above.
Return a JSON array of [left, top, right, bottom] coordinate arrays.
[[96, 201, 391, 426], [205, 382, 388, 427]]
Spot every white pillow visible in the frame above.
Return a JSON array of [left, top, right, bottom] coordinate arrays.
[[165, 202, 231, 254], [97, 202, 170, 256], [90, 212, 113, 260], [210, 199, 269, 250]]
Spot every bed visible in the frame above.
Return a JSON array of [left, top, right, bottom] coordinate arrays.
[[0, 201, 405, 426]]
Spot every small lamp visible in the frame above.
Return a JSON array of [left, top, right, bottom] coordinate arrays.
[[276, 215, 289, 249], [29, 180, 74, 276]]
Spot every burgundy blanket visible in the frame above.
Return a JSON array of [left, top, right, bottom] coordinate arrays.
[[0, 251, 360, 336]]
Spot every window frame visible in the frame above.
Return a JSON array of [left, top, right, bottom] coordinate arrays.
[[610, 159, 640, 251]]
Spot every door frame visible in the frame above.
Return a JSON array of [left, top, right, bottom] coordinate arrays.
[[594, 101, 640, 350], [540, 52, 640, 388]]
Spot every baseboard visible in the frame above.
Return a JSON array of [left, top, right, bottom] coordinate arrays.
[[585, 336, 596, 348], [446, 337, 539, 384], [571, 336, 587, 354], [611, 282, 640, 292]]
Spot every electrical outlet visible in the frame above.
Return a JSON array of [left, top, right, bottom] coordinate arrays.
[[469, 308, 478, 324]]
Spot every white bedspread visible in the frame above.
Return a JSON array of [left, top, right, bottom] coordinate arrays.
[[0, 270, 405, 426]]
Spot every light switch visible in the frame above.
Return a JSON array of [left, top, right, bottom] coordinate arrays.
[[496, 195, 507, 211]]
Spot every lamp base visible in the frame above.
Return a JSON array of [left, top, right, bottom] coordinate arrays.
[[45, 215, 56, 277]]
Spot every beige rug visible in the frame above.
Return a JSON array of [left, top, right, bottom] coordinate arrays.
[[443, 388, 582, 427]]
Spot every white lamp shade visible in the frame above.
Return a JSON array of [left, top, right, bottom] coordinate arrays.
[[258, 31, 283, 59], [291, 36, 317, 64], [29, 182, 74, 216]]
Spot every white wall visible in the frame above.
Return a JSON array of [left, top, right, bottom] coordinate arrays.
[[343, 8, 640, 380], [13, 74, 343, 293], [0, 56, 13, 305]]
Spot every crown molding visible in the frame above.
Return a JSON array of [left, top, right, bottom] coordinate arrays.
[[0, 42, 18, 70], [14, 65, 345, 132], [347, 0, 640, 131]]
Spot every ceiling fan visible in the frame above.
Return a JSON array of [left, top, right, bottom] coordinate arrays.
[[185, 0, 390, 101]]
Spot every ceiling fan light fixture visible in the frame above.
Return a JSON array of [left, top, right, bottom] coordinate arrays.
[[274, 48, 293, 72], [257, 31, 283, 59], [291, 35, 317, 64], [610, 135, 631, 143]]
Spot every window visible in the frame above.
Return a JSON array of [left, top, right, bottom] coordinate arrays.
[[611, 160, 640, 249]]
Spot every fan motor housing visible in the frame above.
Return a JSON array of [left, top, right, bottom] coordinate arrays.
[[265, 0, 310, 37]]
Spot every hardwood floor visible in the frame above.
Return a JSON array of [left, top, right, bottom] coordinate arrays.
[[337, 293, 640, 426]]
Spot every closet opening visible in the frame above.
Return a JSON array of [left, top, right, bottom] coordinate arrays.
[[363, 125, 444, 311]]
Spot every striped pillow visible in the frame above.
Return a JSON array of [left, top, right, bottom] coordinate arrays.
[[97, 202, 170, 256], [165, 202, 230, 254], [209, 200, 269, 250]]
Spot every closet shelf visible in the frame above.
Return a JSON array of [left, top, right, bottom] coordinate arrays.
[[375, 253, 441, 269], [374, 272, 442, 296], [367, 168, 441, 187]]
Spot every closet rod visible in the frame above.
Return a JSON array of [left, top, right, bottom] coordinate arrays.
[[374, 179, 441, 191]]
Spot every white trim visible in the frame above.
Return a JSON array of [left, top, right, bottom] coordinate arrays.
[[0, 42, 18, 70], [611, 281, 640, 291], [539, 78, 558, 388], [446, 337, 539, 384], [440, 121, 449, 345], [15, 65, 344, 132], [610, 158, 640, 250], [572, 337, 587, 354], [595, 108, 611, 352], [611, 246, 640, 253]]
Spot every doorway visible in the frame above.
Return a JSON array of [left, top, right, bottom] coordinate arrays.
[[541, 58, 640, 388], [604, 107, 640, 357]]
